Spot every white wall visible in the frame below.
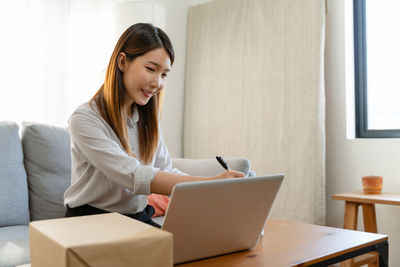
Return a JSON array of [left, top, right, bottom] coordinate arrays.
[[151, 0, 190, 158], [149, 0, 213, 158], [325, 0, 400, 265]]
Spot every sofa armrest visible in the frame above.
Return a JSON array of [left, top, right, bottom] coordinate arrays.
[[171, 158, 253, 177]]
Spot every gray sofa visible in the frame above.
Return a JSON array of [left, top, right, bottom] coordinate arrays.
[[0, 121, 253, 267]]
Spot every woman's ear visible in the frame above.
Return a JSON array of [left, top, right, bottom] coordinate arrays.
[[117, 52, 127, 72]]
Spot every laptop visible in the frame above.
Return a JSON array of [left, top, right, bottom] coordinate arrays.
[[159, 174, 284, 264]]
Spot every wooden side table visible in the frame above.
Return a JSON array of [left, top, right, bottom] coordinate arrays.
[[332, 191, 400, 267]]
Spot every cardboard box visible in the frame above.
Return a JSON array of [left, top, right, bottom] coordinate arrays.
[[29, 213, 172, 267]]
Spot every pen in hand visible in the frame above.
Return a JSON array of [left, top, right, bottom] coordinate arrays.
[[216, 156, 230, 170]]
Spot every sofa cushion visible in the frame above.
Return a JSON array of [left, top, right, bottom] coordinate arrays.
[[21, 122, 71, 221], [0, 121, 29, 226], [0, 225, 30, 267]]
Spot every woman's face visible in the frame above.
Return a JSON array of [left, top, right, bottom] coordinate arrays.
[[119, 48, 171, 107]]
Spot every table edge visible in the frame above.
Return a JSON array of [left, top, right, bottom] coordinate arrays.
[[332, 192, 400, 206], [301, 236, 388, 266]]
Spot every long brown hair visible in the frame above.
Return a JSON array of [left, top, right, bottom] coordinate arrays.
[[91, 23, 174, 164]]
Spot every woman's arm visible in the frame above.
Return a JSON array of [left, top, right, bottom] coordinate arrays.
[[151, 129, 244, 194], [150, 170, 245, 195]]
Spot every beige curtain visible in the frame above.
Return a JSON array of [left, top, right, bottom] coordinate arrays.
[[184, 0, 325, 224]]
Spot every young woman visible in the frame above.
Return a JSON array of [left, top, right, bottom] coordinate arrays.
[[63, 23, 244, 227]]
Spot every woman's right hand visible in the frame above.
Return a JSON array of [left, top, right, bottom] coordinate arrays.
[[213, 170, 245, 180]]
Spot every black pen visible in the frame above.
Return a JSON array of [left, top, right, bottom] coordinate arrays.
[[216, 156, 230, 170]]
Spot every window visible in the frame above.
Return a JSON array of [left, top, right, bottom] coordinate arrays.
[[0, 0, 164, 127], [354, 0, 400, 138]]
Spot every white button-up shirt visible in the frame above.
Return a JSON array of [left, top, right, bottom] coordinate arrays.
[[64, 102, 184, 214]]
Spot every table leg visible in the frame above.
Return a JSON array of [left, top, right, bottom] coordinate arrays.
[[361, 204, 382, 267], [375, 241, 389, 267], [341, 202, 360, 267], [343, 201, 360, 230], [362, 203, 377, 233]]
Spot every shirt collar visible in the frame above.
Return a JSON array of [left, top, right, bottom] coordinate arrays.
[[127, 104, 139, 126]]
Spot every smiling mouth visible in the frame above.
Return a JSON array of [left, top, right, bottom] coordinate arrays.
[[141, 89, 153, 98]]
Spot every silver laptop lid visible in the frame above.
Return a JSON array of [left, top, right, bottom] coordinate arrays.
[[162, 174, 283, 264]]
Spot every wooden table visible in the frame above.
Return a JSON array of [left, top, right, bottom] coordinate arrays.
[[332, 191, 400, 266], [332, 191, 400, 232], [177, 219, 388, 267]]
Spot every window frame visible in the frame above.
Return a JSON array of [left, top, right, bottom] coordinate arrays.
[[354, 0, 400, 138]]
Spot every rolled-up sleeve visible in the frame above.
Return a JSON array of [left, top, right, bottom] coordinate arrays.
[[69, 110, 159, 194]]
